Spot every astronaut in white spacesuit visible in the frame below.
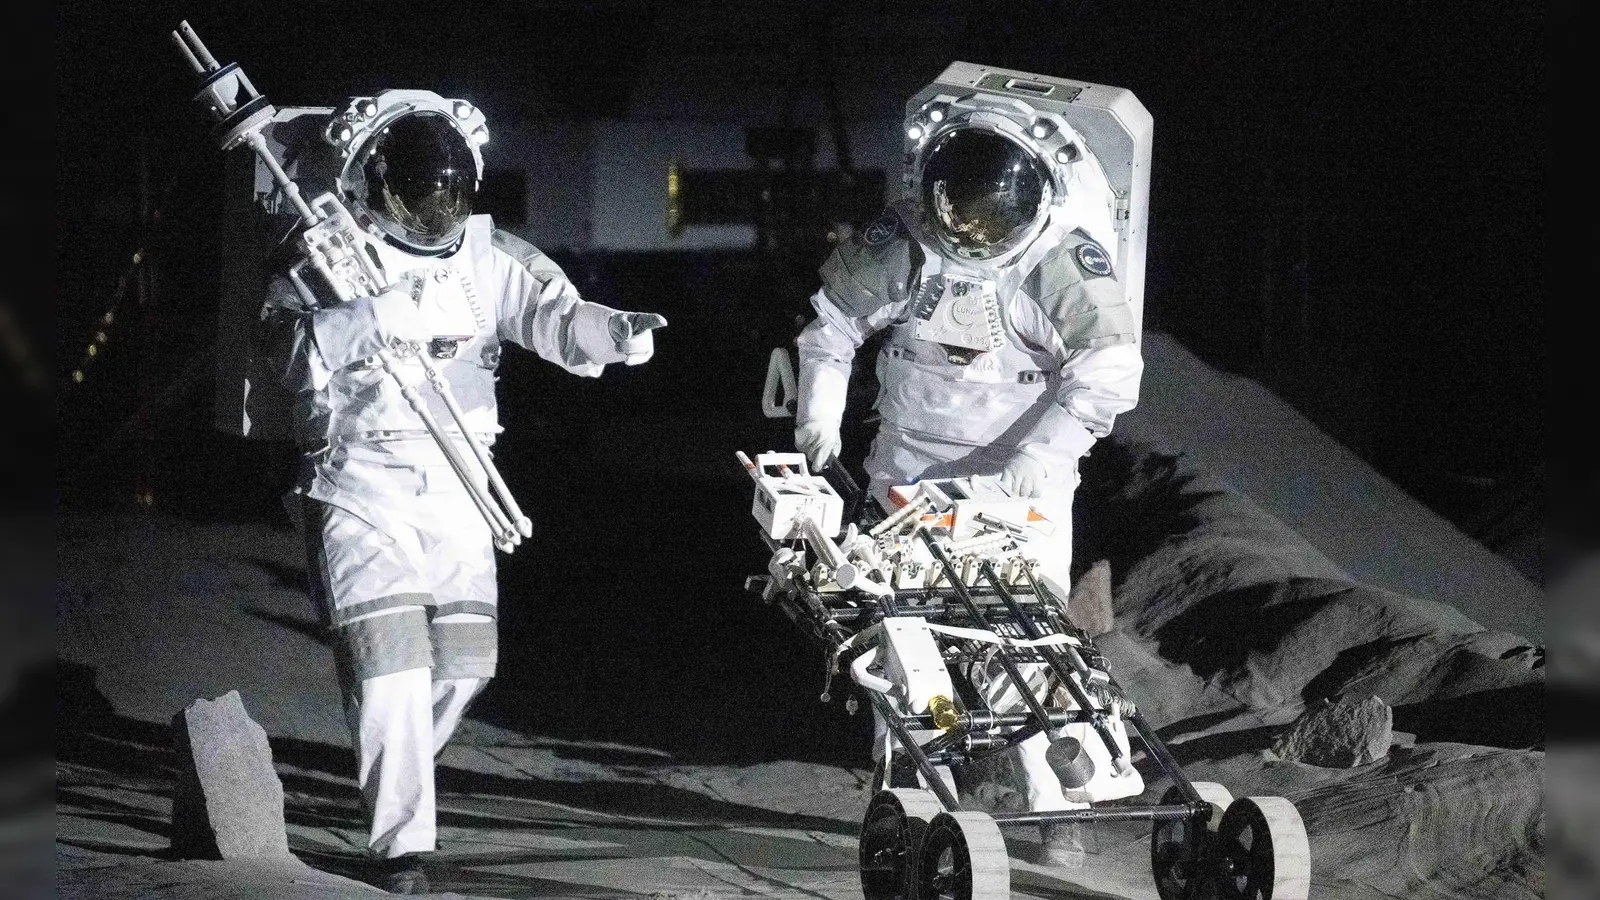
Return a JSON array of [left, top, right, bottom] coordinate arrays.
[[266, 91, 665, 893], [793, 79, 1143, 865]]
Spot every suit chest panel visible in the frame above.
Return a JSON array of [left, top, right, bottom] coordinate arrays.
[[397, 265, 497, 365]]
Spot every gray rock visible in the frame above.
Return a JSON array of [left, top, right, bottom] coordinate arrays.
[[169, 690, 292, 859], [1273, 694, 1395, 767], [1067, 559, 1115, 637]]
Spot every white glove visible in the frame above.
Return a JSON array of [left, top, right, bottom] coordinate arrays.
[[573, 304, 667, 366], [998, 449, 1050, 498], [310, 287, 429, 371], [794, 353, 849, 470], [607, 311, 668, 365], [795, 421, 842, 470], [369, 288, 431, 347]]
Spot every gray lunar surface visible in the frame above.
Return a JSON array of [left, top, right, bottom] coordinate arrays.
[[56, 334, 1544, 899]]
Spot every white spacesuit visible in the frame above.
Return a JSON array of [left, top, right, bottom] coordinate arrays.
[[265, 91, 665, 888], [793, 77, 1143, 863]]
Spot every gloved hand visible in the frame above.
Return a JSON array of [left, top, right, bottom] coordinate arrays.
[[310, 286, 430, 372], [607, 311, 668, 365], [795, 421, 842, 470], [794, 355, 849, 471], [998, 449, 1050, 498], [573, 304, 667, 366], [369, 288, 432, 348]]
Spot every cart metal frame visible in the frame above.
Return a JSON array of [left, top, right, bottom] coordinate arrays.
[[741, 456, 1311, 900]]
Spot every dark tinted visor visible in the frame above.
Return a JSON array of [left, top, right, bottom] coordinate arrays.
[[921, 128, 1048, 259], [361, 111, 476, 249]]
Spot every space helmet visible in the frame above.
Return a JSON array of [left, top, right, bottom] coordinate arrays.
[[902, 77, 1092, 266], [325, 90, 489, 255]]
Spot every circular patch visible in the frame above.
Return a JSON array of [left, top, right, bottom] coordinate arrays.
[[950, 294, 984, 325], [862, 212, 901, 247], [1075, 241, 1113, 278]]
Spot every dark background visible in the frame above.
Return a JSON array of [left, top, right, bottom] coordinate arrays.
[[55, 0, 1545, 533], [53, 1, 1547, 759]]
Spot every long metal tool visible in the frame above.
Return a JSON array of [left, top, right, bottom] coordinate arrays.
[[172, 20, 532, 552]]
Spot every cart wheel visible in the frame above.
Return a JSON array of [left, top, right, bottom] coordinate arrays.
[[860, 788, 943, 900], [1214, 796, 1311, 900], [910, 811, 1010, 900], [1151, 782, 1234, 900]]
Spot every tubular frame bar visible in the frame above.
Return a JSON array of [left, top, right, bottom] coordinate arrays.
[[976, 559, 1131, 772], [991, 803, 1196, 827], [1128, 710, 1206, 810], [867, 690, 962, 812], [915, 529, 1058, 737]]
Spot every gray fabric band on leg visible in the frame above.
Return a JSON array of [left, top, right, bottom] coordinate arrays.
[[430, 620, 498, 680], [432, 600, 498, 620], [333, 592, 436, 626], [334, 607, 434, 682]]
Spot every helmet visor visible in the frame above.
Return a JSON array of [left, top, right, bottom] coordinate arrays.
[[358, 111, 476, 250], [921, 128, 1049, 260]]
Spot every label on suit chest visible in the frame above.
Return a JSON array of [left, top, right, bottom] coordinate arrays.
[[911, 276, 1005, 353]]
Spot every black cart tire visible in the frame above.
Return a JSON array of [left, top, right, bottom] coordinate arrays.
[[860, 788, 943, 900], [909, 810, 1009, 900], [1214, 796, 1311, 900], [1151, 781, 1234, 900]]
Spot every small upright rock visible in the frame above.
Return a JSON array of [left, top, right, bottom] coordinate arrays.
[[1273, 694, 1395, 767], [1066, 559, 1115, 637], [169, 690, 291, 859]]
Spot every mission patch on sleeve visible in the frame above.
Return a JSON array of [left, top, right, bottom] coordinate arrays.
[[862, 209, 903, 247], [1075, 241, 1114, 278]]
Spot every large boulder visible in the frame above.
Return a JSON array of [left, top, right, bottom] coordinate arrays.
[[1272, 694, 1395, 767]]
